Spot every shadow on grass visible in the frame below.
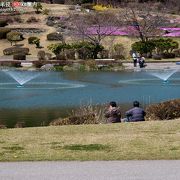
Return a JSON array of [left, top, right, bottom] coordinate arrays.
[[63, 144, 110, 151], [2, 145, 24, 151]]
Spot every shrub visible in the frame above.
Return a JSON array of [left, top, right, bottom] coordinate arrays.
[[42, 8, 50, 15], [132, 41, 156, 55], [45, 53, 52, 60], [0, 28, 11, 39], [0, 20, 8, 27], [112, 43, 125, 59], [32, 38, 40, 48], [47, 32, 64, 41], [13, 54, 26, 60], [6, 31, 24, 45], [26, 17, 39, 23], [72, 41, 104, 59], [56, 53, 66, 60], [3, 47, 29, 55], [14, 16, 23, 23], [48, 43, 69, 55], [84, 60, 98, 70], [153, 38, 179, 54], [152, 54, 162, 60], [28, 37, 39, 44], [161, 52, 175, 59], [64, 49, 75, 60], [37, 50, 46, 61], [46, 20, 54, 27], [33, 2, 43, 14], [49, 114, 97, 126], [146, 99, 180, 120], [174, 49, 180, 57]]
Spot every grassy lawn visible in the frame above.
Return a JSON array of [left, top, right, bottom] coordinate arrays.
[[0, 119, 180, 161]]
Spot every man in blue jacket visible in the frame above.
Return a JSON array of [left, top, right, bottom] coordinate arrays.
[[125, 101, 146, 122]]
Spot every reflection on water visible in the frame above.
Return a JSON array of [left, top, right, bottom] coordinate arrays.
[[0, 107, 71, 128]]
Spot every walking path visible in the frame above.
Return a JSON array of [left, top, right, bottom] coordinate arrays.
[[0, 160, 180, 180], [123, 62, 180, 70]]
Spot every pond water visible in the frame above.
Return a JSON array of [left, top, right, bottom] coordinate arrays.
[[0, 69, 179, 128]]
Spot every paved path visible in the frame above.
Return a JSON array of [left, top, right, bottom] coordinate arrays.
[[123, 62, 180, 70], [0, 160, 180, 180]]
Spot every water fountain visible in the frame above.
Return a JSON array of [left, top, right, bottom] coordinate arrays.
[[148, 69, 178, 82], [0, 70, 179, 127], [118, 68, 180, 86], [0, 69, 85, 89], [3, 70, 39, 86]]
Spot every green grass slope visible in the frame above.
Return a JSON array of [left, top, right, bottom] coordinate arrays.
[[0, 119, 180, 161]]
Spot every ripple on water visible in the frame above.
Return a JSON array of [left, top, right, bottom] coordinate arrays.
[[118, 78, 180, 86], [0, 82, 86, 89]]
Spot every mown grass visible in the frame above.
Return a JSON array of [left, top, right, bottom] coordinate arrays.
[[0, 119, 180, 161]]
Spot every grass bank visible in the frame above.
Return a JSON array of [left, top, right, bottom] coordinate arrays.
[[0, 119, 180, 161]]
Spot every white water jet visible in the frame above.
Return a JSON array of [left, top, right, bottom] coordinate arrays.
[[4, 70, 39, 85], [148, 69, 178, 81]]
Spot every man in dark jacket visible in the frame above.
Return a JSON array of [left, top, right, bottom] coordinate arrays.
[[125, 101, 146, 122], [105, 101, 121, 123]]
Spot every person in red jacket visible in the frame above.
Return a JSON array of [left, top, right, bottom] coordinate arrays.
[[104, 101, 121, 123]]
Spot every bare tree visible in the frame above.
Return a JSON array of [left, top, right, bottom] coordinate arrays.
[[124, 6, 170, 42], [69, 11, 123, 45]]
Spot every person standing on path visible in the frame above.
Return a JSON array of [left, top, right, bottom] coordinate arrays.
[[132, 52, 138, 67]]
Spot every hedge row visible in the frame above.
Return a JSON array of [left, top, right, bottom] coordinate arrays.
[[47, 32, 64, 41], [3, 47, 29, 55]]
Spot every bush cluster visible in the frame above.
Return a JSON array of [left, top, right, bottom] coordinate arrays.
[[49, 113, 97, 126], [161, 52, 176, 59], [146, 99, 180, 120], [48, 41, 104, 60], [132, 38, 179, 58], [132, 40, 156, 55], [26, 17, 39, 23], [47, 32, 64, 41], [3, 47, 29, 55], [112, 43, 125, 60], [37, 50, 46, 61], [174, 49, 180, 57], [6, 31, 24, 45], [0, 28, 11, 39], [28, 37, 39, 44]]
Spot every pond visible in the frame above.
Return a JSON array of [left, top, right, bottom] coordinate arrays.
[[0, 69, 179, 128]]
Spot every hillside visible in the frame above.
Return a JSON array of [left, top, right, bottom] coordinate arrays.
[[0, 119, 180, 161], [0, 3, 180, 59]]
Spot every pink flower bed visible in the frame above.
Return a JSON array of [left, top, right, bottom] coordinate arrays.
[[161, 27, 180, 37], [85, 26, 180, 37], [160, 27, 180, 31], [163, 31, 180, 37]]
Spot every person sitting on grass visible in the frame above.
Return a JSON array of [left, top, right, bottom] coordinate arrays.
[[125, 101, 146, 122], [104, 101, 121, 123]]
